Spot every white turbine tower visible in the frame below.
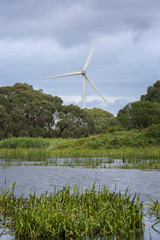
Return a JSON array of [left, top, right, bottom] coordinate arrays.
[[45, 38, 108, 109]]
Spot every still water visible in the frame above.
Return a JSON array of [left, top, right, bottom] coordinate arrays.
[[0, 160, 160, 239]]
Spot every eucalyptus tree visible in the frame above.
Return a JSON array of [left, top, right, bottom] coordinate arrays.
[[84, 107, 116, 134], [55, 104, 94, 138], [0, 105, 10, 139], [141, 80, 160, 103], [0, 83, 63, 138], [117, 101, 160, 130]]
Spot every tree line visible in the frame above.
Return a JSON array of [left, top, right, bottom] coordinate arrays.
[[1, 80, 160, 139], [0, 83, 115, 139]]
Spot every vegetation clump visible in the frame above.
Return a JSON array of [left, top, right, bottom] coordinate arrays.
[[56, 129, 160, 150], [149, 199, 160, 219], [0, 183, 144, 239], [0, 137, 52, 149], [147, 199, 160, 231]]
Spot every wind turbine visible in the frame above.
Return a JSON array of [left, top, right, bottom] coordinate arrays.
[[45, 37, 108, 109]]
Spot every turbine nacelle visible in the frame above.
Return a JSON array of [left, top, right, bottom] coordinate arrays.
[[45, 37, 108, 109]]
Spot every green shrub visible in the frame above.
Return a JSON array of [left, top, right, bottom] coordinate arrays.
[[144, 124, 160, 138], [107, 126, 123, 133]]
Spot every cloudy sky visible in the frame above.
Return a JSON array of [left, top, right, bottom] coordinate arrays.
[[1, 0, 160, 115]]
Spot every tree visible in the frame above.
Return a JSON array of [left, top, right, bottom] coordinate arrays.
[[141, 80, 160, 103], [0, 105, 10, 139], [0, 83, 63, 138], [0, 83, 116, 139], [117, 101, 160, 130], [55, 105, 94, 138], [83, 108, 116, 134]]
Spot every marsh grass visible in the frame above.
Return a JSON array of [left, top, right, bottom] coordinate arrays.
[[1, 135, 160, 169], [0, 183, 144, 239], [0, 137, 70, 149], [147, 199, 160, 230], [149, 199, 160, 219], [1, 147, 160, 169], [0, 148, 47, 161]]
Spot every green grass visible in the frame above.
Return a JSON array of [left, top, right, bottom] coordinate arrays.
[[0, 137, 70, 149], [0, 132, 160, 169], [0, 182, 144, 239]]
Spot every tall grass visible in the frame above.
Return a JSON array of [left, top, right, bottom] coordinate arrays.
[[0, 183, 144, 239], [48, 146, 160, 161], [0, 148, 47, 161], [0, 137, 70, 149], [1, 146, 160, 168], [1, 136, 160, 169]]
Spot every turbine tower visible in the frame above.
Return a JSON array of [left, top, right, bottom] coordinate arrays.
[[45, 37, 108, 109]]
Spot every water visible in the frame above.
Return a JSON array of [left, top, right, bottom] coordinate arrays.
[[0, 161, 160, 239]]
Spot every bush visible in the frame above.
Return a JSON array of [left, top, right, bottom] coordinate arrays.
[[144, 124, 160, 138], [107, 126, 123, 133]]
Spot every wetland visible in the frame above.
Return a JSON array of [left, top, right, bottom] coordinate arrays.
[[0, 135, 160, 239]]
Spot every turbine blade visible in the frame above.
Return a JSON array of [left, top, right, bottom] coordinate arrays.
[[83, 37, 98, 71], [45, 72, 82, 79], [85, 75, 108, 104]]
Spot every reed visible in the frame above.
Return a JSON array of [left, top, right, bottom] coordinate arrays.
[[147, 199, 160, 230], [0, 183, 144, 239], [0, 137, 70, 149], [0, 148, 47, 161], [1, 135, 160, 169], [149, 199, 160, 218], [48, 146, 160, 161], [1, 146, 160, 169]]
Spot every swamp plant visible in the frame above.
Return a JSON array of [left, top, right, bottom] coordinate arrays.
[[1, 136, 160, 169], [0, 183, 144, 239], [148, 199, 160, 230]]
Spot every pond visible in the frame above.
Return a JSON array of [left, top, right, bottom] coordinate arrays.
[[0, 158, 160, 239]]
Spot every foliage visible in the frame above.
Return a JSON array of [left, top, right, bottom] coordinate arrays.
[[117, 101, 160, 130], [0, 83, 63, 139], [0, 137, 52, 149], [142, 124, 160, 138], [55, 104, 94, 138], [0, 83, 117, 139], [59, 131, 146, 149], [0, 183, 144, 239], [2, 80, 160, 139], [141, 80, 160, 103], [106, 125, 123, 133], [148, 199, 160, 229], [84, 107, 117, 134], [0, 105, 10, 139], [1, 146, 160, 168], [1, 129, 160, 163], [149, 199, 160, 219]]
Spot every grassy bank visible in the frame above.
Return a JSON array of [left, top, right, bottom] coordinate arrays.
[[0, 131, 160, 169], [0, 183, 144, 239]]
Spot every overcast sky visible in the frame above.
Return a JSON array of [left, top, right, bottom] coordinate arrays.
[[1, 0, 160, 115]]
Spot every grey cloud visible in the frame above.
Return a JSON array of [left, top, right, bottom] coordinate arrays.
[[1, 0, 160, 46], [1, 0, 160, 115]]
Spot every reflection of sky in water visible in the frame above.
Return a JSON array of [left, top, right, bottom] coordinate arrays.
[[0, 164, 160, 240]]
